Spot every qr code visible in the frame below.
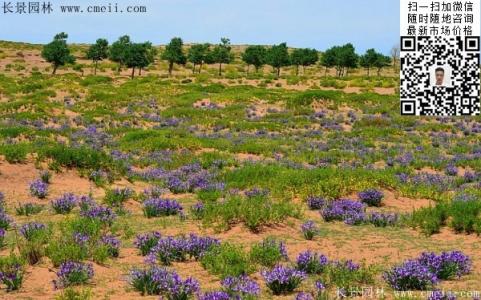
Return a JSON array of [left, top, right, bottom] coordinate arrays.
[[400, 36, 480, 116]]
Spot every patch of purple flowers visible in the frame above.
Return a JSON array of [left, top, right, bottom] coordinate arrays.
[[78, 195, 96, 211], [129, 266, 200, 298], [53, 261, 94, 289], [384, 259, 439, 291], [0, 262, 23, 291], [301, 220, 319, 240], [358, 189, 384, 207], [143, 198, 183, 217], [146, 234, 219, 265], [296, 250, 328, 274], [163, 163, 219, 193], [143, 186, 168, 198], [306, 196, 325, 210], [80, 205, 116, 225], [0, 211, 13, 230], [463, 171, 478, 183], [99, 234, 120, 257], [198, 291, 231, 300], [296, 292, 314, 300], [19, 222, 47, 241], [417, 251, 471, 280], [221, 274, 260, 298], [51, 193, 77, 214], [29, 179, 48, 199], [261, 265, 306, 295], [134, 231, 162, 256], [445, 165, 458, 176], [332, 259, 360, 272], [72, 232, 90, 246], [321, 199, 366, 225]]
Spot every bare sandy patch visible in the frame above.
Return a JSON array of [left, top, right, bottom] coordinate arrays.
[[0, 161, 103, 206]]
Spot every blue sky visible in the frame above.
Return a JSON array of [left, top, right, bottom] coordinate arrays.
[[0, 0, 399, 54]]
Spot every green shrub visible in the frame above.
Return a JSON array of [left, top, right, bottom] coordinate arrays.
[[38, 145, 114, 171], [200, 243, 254, 279], [201, 194, 300, 232], [55, 288, 93, 300], [80, 75, 112, 86], [409, 200, 481, 235], [449, 200, 481, 234], [17, 224, 51, 265], [409, 204, 447, 235], [249, 237, 287, 267], [15, 203, 44, 216], [46, 218, 103, 267], [2, 144, 28, 163], [46, 240, 88, 267], [103, 188, 134, 208], [321, 261, 376, 289], [196, 189, 222, 202]]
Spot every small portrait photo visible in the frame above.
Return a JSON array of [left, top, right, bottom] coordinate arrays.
[[430, 65, 452, 88]]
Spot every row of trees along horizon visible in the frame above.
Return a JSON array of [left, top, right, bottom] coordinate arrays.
[[41, 33, 400, 79]]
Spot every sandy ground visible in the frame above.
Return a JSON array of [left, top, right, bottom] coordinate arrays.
[[0, 160, 480, 299]]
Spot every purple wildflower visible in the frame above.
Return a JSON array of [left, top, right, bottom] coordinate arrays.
[[100, 234, 120, 257], [162, 163, 219, 193], [29, 180, 48, 199], [445, 165, 458, 176], [296, 250, 328, 274], [72, 232, 89, 246], [358, 189, 384, 207], [315, 280, 326, 291], [143, 186, 168, 198], [0, 211, 13, 230], [306, 196, 325, 210], [463, 171, 477, 183], [190, 201, 205, 219], [198, 291, 231, 300], [321, 199, 366, 225], [19, 222, 47, 241], [221, 274, 260, 298], [261, 265, 306, 295], [301, 220, 319, 240], [0, 262, 23, 291], [384, 259, 438, 291], [184, 233, 220, 260], [147, 234, 219, 265], [51, 193, 77, 214], [80, 205, 116, 225], [143, 198, 183, 217], [129, 266, 199, 297], [134, 231, 162, 256], [296, 292, 314, 300], [417, 251, 471, 280], [78, 195, 96, 211], [333, 259, 360, 272], [53, 261, 94, 289]]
